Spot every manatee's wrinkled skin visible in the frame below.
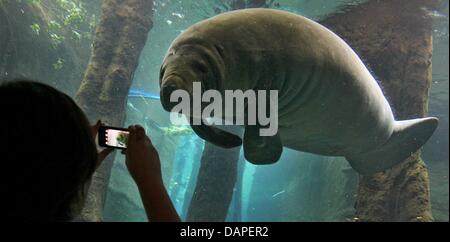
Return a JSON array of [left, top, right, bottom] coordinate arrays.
[[159, 9, 438, 175]]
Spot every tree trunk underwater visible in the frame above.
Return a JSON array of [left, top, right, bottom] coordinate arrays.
[[321, 0, 439, 222], [187, 126, 243, 222], [75, 0, 153, 221]]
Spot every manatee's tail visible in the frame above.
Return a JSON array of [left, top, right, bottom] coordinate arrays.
[[346, 117, 439, 175]]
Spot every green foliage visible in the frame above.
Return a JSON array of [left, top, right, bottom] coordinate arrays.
[[71, 30, 81, 41], [55, 0, 75, 10], [54, 0, 97, 30], [63, 3, 85, 27], [50, 33, 65, 48], [22, 0, 98, 45], [15, 0, 42, 4], [30, 23, 40, 35], [52, 58, 65, 70], [47, 20, 62, 32], [20, 0, 98, 70]]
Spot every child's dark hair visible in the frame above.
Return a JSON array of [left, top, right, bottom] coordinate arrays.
[[0, 80, 98, 221]]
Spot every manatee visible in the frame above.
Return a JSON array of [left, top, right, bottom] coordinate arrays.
[[158, 9, 439, 175]]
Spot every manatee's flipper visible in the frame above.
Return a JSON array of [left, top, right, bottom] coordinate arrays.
[[190, 119, 242, 148], [243, 124, 283, 165], [347, 117, 439, 175]]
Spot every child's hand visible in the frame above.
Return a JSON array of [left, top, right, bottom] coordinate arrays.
[[123, 125, 180, 222], [124, 125, 162, 184]]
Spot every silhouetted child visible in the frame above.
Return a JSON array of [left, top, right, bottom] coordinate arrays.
[[0, 80, 180, 222]]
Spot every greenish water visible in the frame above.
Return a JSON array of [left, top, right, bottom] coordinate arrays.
[[102, 0, 449, 221], [1, 0, 447, 222]]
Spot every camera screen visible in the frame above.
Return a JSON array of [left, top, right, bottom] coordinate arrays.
[[105, 129, 129, 148]]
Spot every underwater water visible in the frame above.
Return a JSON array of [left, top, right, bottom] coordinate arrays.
[[0, 0, 448, 222], [103, 0, 450, 222]]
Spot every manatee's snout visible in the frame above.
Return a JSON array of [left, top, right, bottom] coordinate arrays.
[[161, 83, 178, 111], [160, 75, 191, 112]]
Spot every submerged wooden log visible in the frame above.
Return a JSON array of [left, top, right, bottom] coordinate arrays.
[[75, 0, 153, 221], [321, 0, 439, 222], [186, 129, 242, 221]]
